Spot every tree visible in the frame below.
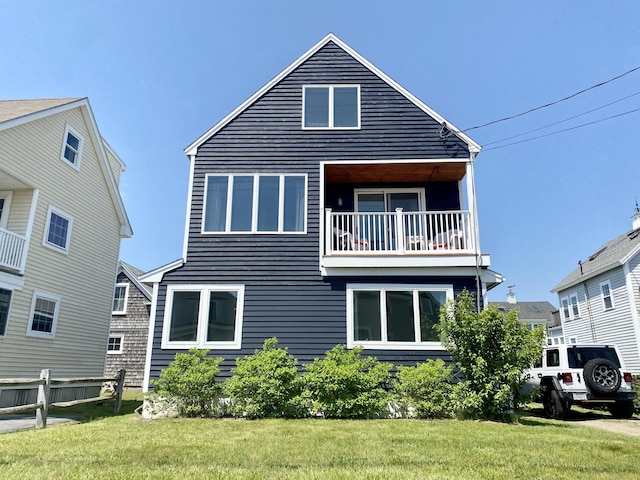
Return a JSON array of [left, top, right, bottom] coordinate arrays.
[[438, 290, 545, 420]]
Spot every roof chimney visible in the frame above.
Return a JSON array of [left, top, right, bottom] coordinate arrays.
[[507, 285, 516, 304], [633, 202, 640, 231]]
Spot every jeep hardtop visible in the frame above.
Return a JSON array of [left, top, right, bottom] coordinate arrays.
[[525, 344, 636, 419]]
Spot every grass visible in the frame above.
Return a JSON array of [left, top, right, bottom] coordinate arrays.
[[1, 398, 639, 479]]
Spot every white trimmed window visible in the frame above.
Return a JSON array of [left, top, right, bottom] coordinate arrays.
[[203, 174, 306, 233], [303, 85, 360, 129], [43, 206, 73, 254], [107, 335, 124, 354], [600, 280, 614, 310], [0, 191, 13, 229], [112, 283, 129, 314], [561, 293, 580, 321], [162, 285, 244, 349], [347, 284, 453, 350], [0, 287, 12, 337], [61, 124, 83, 169], [27, 292, 60, 338]]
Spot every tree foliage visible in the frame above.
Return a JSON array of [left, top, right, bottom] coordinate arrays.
[[395, 359, 457, 419], [148, 348, 223, 417], [438, 290, 545, 420], [224, 337, 305, 418]]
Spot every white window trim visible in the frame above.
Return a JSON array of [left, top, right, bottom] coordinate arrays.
[[42, 205, 73, 254], [112, 283, 129, 315], [26, 291, 61, 339], [0, 191, 14, 229], [569, 293, 580, 319], [202, 174, 308, 234], [161, 284, 245, 349], [107, 334, 124, 354], [354, 187, 427, 212], [599, 280, 615, 310], [0, 285, 13, 338], [60, 124, 83, 170], [302, 85, 361, 130], [346, 283, 453, 350]]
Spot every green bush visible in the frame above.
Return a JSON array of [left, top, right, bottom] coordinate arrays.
[[299, 345, 392, 419], [438, 290, 545, 421], [148, 348, 223, 417], [224, 337, 304, 418], [633, 375, 640, 414], [395, 359, 457, 419]]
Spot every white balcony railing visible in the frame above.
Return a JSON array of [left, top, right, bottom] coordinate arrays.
[[325, 209, 473, 255], [0, 227, 26, 272]]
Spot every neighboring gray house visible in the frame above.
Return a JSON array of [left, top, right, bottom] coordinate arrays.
[[490, 289, 560, 341], [105, 261, 151, 389], [552, 209, 640, 373], [141, 34, 503, 388]]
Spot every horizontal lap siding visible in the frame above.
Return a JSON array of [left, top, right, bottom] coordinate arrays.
[[149, 42, 474, 383]]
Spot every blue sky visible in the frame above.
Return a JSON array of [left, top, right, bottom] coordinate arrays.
[[1, 1, 639, 305]]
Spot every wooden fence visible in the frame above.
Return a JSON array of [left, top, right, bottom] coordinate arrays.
[[0, 369, 125, 429]]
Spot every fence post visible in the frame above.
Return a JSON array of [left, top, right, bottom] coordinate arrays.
[[36, 369, 50, 429], [114, 369, 126, 414]]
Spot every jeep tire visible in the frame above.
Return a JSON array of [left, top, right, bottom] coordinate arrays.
[[543, 389, 568, 420], [608, 400, 635, 419], [583, 358, 621, 395]]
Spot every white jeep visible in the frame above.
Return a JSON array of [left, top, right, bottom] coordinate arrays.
[[524, 344, 636, 419]]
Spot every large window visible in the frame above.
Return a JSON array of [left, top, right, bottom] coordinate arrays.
[[60, 124, 83, 169], [347, 284, 452, 349], [112, 283, 129, 314], [303, 85, 360, 129], [560, 293, 580, 321], [43, 205, 73, 253], [600, 280, 614, 310], [0, 287, 12, 337], [27, 292, 60, 338], [203, 174, 306, 233], [162, 285, 244, 349]]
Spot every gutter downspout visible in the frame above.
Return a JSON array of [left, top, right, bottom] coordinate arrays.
[[582, 281, 597, 342], [467, 151, 482, 311]]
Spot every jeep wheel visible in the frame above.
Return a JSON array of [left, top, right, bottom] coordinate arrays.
[[608, 401, 635, 419], [543, 390, 568, 420], [583, 358, 621, 395]]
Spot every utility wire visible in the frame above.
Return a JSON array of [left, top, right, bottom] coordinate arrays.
[[483, 90, 640, 146], [461, 65, 640, 133], [483, 107, 640, 151]]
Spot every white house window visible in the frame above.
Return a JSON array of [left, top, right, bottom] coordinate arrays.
[[112, 283, 129, 314], [600, 281, 614, 310], [27, 292, 60, 338], [561, 294, 580, 320], [43, 206, 73, 253], [569, 293, 580, 318], [162, 285, 244, 349], [107, 335, 123, 354], [347, 284, 452, 350], [0, 191, 13, 229], [203, 174, 306, 234], [61, 124, 83, 169], [0, 287, 12, 337], [303, 85, 360, 129]]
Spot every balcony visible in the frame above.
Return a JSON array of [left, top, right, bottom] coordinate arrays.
[[322, 208, 489, 273], [0, 227, 26, 273]]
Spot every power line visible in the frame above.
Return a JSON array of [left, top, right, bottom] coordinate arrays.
[[483, 107, 640, 151], [483, 90, 640, 147], [461, 65, 640, 133]]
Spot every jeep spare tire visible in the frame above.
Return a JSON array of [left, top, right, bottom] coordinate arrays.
[[583, 358, 621, 395]]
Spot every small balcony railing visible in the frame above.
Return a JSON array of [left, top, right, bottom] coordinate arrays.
[[325, 209, 473, 255], [0, 227, 26, 272]]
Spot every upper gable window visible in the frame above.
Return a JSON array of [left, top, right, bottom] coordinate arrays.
[[203, 174, 307, 234], [43, 205, 73, 254], [303, 85, 360, 129], [61, 125, 83, 169]]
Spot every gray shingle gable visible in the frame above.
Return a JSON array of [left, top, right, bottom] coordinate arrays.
[[552, 227, 640, 292]]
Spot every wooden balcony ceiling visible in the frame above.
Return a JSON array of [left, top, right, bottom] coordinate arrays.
[[325, 162, 466, 183]]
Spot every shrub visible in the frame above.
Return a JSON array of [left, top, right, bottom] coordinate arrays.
[[633, 375, 640, 414], [224, 338, 305, 418], [438, 290, 545, 420], [299, 345, 392, 419], [395, 359, 457, 419], [148, 348, 223, 417]]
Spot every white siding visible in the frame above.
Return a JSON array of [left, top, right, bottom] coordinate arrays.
[[0, 106, 123, 377]]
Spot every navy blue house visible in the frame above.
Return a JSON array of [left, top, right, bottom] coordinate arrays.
[[141, 34, 503, 386]]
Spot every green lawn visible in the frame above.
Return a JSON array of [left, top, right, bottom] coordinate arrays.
[[1, 398, 638, 479]]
